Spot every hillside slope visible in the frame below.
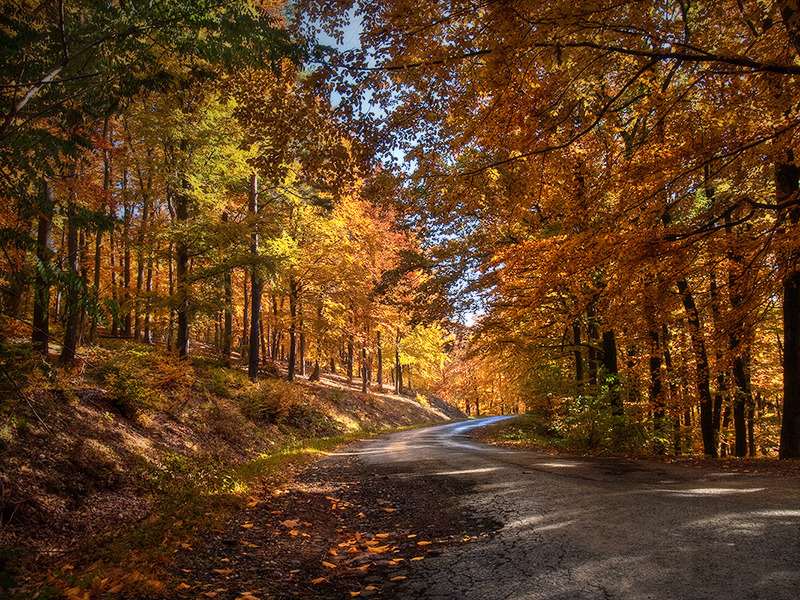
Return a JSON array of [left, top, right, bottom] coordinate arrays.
[[0, 339, 464, 596]]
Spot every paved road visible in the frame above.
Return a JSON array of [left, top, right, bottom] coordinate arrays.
[[346, 417, 800, 600]]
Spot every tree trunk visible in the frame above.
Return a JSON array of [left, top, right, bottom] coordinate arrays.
[[778, 152, 800, 458], [347, 335, 354, 384], [175, 186, 190, 356], [602, 330, 622, 415], [376, 331, 384, 391], [32, 181, 53, 355], [242, 276, 249, 358], [248, 173, 262, 380], [677, 278, 717, 456], [288, 276, 298, 382], [395, 330, 402, 394], [573, 322, 583, 394], [361, 346, 368, 393], [221, 213, 233, 363], [60, 165, 81, 365]]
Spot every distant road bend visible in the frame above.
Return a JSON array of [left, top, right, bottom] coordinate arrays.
[[336, 417, 800, 600]]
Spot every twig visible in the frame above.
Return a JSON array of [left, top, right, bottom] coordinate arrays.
[[0, 362, 52, 434]]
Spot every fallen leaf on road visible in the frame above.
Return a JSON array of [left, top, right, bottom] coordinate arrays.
[[365, 586, 378, 591], [213, 569, 233, 576], [417, 541, 432, 546], [376, 533, 390, 538], [355, 564, 371, 571], [246, 499, 260, 508], [411, 557, 424, 561], [322, 561, 337, 569], [350, 592, 360, 597], [366, 545, 390, 553], [175, 582, 192, 590], [390, 576, 407, 582], [329, 549, 338, 556], [407, 534, 417, 538], [312, 578, 328, 585], [241, 523, 254, 529], [280, 519, 300, 528], [382, 508, 397, 513], [347, 546, 360, 554]]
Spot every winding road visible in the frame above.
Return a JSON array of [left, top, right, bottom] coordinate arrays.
[[338, 417, 800, 600]]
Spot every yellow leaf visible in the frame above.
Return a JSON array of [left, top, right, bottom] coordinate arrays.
[[241, 523, 254, 529], [366, 545, 390, 553], [322, 561, 337, 569], [411, 556, 424, 561], [375, 533, 390, 538], [355, 564, 371, 571], [350, 592, 361, 597], [417, 541, 432, 546]]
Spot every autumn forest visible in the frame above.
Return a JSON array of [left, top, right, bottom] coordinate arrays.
[[4, 0, 800, 468]]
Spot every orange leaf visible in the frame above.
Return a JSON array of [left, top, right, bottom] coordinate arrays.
[[322, 561, 337, 569], [312, 577, 328, 585], [417, 541, 432, 546], [241, 523, 254, 529], [355, 564, 371, 571], [375, 533, 390, 538], [390, 576, 406, 582], [213, 569, 233, 576]]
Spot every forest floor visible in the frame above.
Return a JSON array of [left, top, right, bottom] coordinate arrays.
[[0, 337, 464, 600]]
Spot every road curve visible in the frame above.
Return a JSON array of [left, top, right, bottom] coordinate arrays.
[[341, 417, 800, 600]]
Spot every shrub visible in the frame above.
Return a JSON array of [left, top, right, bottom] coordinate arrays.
[[239, 379, 305, 424]]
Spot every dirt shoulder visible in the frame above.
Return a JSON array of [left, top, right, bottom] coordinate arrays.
[[170, 446, 497, 600]]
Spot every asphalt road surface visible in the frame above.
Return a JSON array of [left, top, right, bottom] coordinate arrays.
[[341, 417, 800, 600]]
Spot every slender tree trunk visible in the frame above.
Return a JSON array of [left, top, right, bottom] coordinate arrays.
[[60, 165, 81, 365], [602, 330, 622, 415], [248, 173, 262, 380], [395, 330, 402, 394], [646, 308, 665, 454], [377, 330, 384, 391], [347, 334, 354, 384], [361, 346, 368, 393], [122, 171, 132, 337], [677, 278, 717, 456], [242, 276, 249, 359], [573, 322, 583, 394], [175, 184, 190, 356], [32, 182, 53, 355], [221, 213, 232, 364], [300, 318, 306, 377], [144, 258, 153, 343], [287, 276, 298, 381]]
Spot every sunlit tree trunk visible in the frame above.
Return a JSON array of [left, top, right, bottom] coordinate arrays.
[[248, 173, 262, 380], [377, 330, 384, 391]]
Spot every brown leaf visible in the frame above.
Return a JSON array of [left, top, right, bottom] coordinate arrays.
[[355, 564, 371, 571], [390, 576, 407, 582], [280, 519, 300, 528], [241, 523, 254, 529], [322, 561, 337, 569], [311, 577, 328, 585], [175, 582, 192, 591], [213, 568, 234, 576]]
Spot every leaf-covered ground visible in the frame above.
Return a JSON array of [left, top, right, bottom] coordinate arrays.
[[0, 341, 464, 599]]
